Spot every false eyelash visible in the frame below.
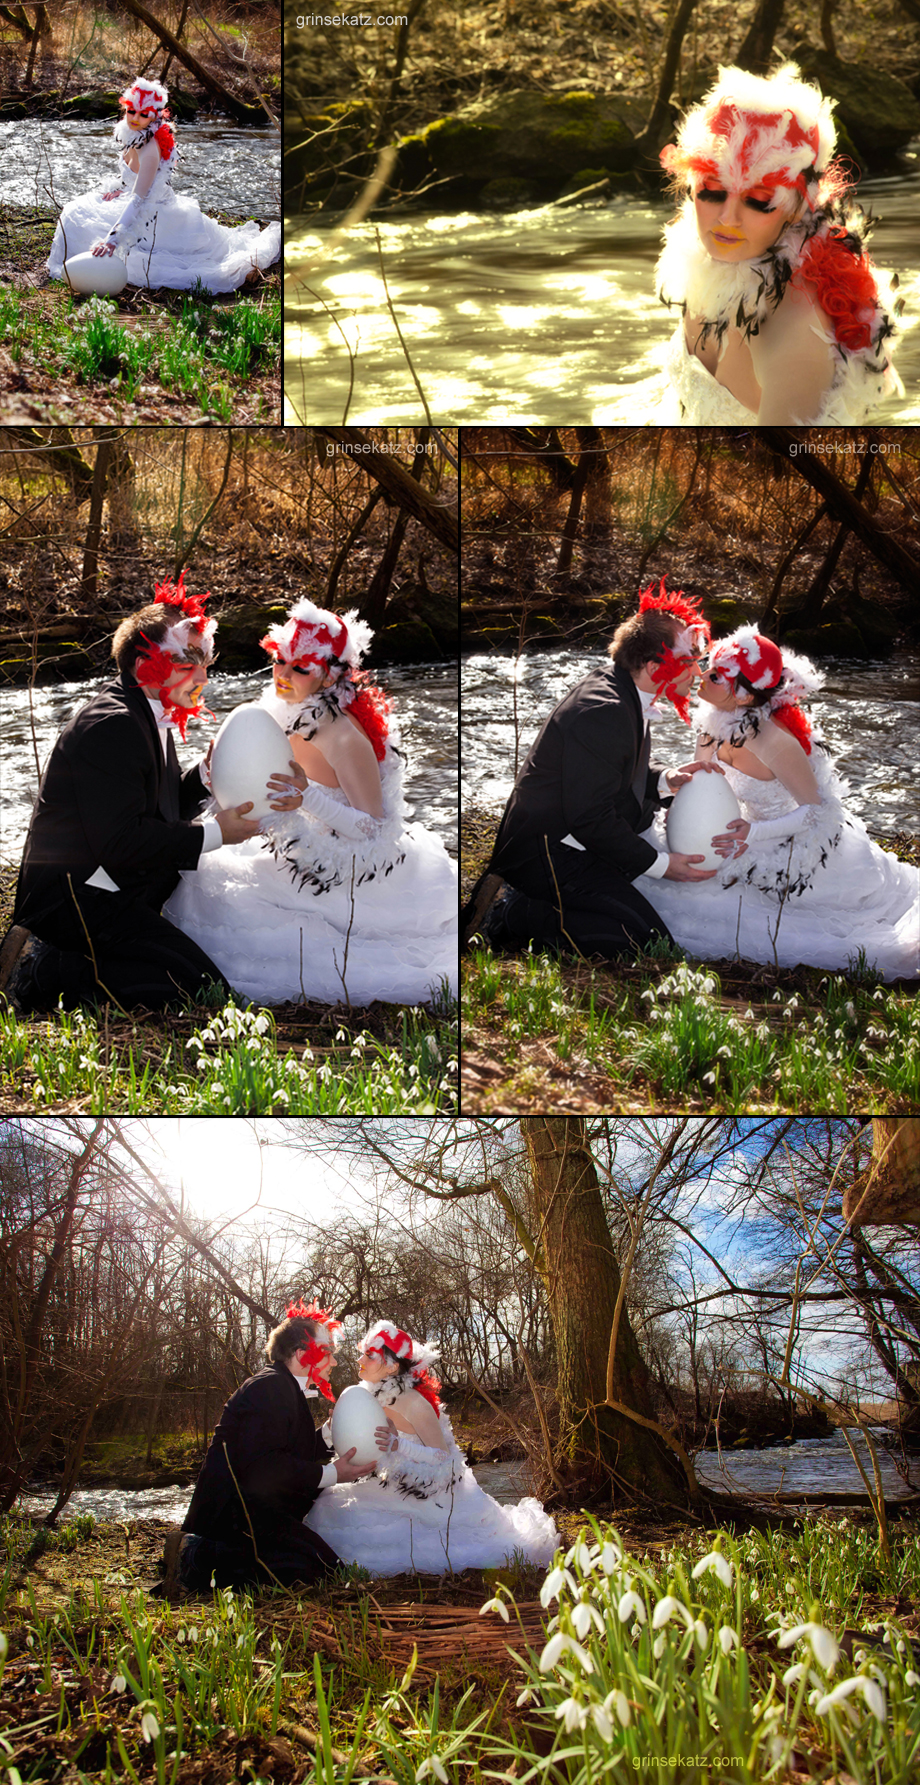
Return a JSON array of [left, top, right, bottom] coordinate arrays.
[[697, 188, 776, 215]]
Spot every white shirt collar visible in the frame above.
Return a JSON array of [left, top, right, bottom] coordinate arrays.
[[145, 694, 178, 731], [636, 685, 664, 724]]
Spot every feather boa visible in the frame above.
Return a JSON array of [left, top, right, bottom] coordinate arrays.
[[378, 1428, 465, 1502], [260, 743, 408, 896], [714, 743, 850, 899], [657, 199, 899, 391]]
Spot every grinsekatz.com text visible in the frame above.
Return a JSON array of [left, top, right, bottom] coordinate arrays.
[[296, 14, 409, 24]]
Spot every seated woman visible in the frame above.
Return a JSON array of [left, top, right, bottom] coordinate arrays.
[[304, 1322, 559, 1576], [47, 78, 280, 293], [638, 628, 919, 980], [600, 63, 902, 424], [164, 598, 458, 1006]]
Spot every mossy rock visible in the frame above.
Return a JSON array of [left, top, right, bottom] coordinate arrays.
[[376, 615, 443, 662], [704, 597, 758, 630], [397, 89, 640, 192], [480, 177, 537, 210], [783, 620, 866, 657], [283, 100, 374, 202], [561, 166, 614, 194], [824, 589, 900, 655], [793, 51, 920, 158]]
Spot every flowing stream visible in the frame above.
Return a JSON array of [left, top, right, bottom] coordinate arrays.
[[16, 1432, 919, 1526], [462, 648, 920, 836], [284, 169, 920, 423], [1, 118, 279, 218], [1, 664, 458, 865]]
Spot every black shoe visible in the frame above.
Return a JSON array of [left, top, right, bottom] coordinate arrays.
[[0, 926, 46, 1015], [162, 1526, 190, 1599], [462, 873, 507, 949]]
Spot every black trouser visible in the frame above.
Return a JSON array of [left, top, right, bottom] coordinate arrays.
[[492, 842, 674, 960], [181, 1501, 341, 1591], [27, 884, 230, 1012]]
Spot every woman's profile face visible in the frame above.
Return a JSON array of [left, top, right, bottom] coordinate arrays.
[[273, 661, 327, 701], [693, 182, 793, 261], [698, 668, 755, 710], [358, 1351, 399, 1383]]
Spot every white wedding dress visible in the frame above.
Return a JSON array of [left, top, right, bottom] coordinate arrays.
[[47, 134, 280, 293], [304, 1403, 559, 1576], [639, 747, 919, 981], [164, 708, 458, 1008]]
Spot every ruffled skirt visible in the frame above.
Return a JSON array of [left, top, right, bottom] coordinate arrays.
[[304, 1468, 559, 1576], [163, 823, 458, 1006], [48, 185, 280, 293]]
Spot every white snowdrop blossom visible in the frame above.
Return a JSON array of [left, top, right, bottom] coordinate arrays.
[[692, 1551, 734, 1589], [540, 1566, 576, 1608], [590, 1703, 614, 1742], [539, 1631, 595, 1674], [816, 1676, 886, 1723], [141, 1711, 161, 1743], [694, 1620, 710, 1651], [653, 1632, 667, 1659], [600, 1542, 623, 1575], [618, 1590, 646, 1626], [416, 1758, 448, 1784], [566, 1541, 593, 1574], [603, 1688, 632, 1728], [516, 1687, 536, 1708], [111, 1673, 127, 1694], [480, 1596, 510, 1623], [572, 1599, 604, 1639], [652, 1595, 694, 1632], [905, 1670, 919, 1687], [717, 1627, 739, 1655], [777, 1622, 839, 1673], [556, 1697, 589, 1733]]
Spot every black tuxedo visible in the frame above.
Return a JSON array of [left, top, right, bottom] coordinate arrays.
[[182, 1364, 341, 1588], [12, 673, 229, 1010], [468, 662, 676, 958]]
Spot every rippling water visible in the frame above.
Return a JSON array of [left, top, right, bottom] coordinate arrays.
[[2, 118, 280, 217], [1, 665, 457, 865], [285, 170, 919, 423], [462, 649, 920, 835]]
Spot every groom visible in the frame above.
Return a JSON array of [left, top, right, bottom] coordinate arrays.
[[3, 576, 262, 1014], [463, 579, 723, 959]]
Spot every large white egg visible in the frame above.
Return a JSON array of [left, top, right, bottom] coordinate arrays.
[[64, 252, 128, 296], [210, 704, 293, 820], [666, 773, 742, 872], [330, 1384, 383, 1468]]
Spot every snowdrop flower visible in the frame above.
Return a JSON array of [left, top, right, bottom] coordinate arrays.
[[653, 1633, 667, 1659], [618, 1590, 646, 1626], [694, 1620, 710, 1651], [555, 1697, 589, 1732], [590, 1703, 614, 1742], [480, 1596, 510, 1623], [566, 1541, 593, 1574], [539, 1631, 594, 1674], [111, 1673, 127, 1694], [652, 1595, 694, 1632], [516, 1686, 536, 1707], [905, 1670, 919, 1687], [692, 1551, 734, 1590], [816, 1676, 886, 1723], [599, 1541, 623, 1575], [416, 1759, 448, 1784], [604, 1689, 632, 1728], [540, 1566, 576, 1608], [140, 1711, 160, 1743], [572, 1599, 604, 1639], [717, 1627, 739, 1655], [777, 1622, 839, 1673]]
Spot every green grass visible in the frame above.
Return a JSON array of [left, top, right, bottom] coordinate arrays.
[[0, 287, 280, 421], [0, 988, 457, 1114], [1, 1515, 917, 1782], [462, 944, 919, 1113]]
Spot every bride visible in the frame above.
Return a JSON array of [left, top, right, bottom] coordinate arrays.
[[639, 627, 919, 980], [164, 598, 458, 1006], [47, 78, 280, 293], [304, 1322, 559, 1575]]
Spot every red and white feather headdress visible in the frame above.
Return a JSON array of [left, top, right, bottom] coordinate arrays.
[[286, 1298, 344, 1401], [260, 599, 374, 673], [707, 625, 823, 753], [133, 572, 216, 738], [660, 63, 839, 214], [120, 78, 169, 118], [638, 575, 711, 724]]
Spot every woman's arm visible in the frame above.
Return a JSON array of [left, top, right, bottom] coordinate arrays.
[[131, 137, 161, 200], [750, 285, 837, 424], [323, 722, 385, 820]]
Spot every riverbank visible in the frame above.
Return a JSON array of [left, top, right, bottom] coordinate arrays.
[[2, 1506, 918, 1783], [0, 212, 280, 426]]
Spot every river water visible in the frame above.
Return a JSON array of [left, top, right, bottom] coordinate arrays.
[[284, 170, 920, 423], [16, 1432, 918, 1526], [1, 664, 458, 866], [462, 648, 920, 836], [1, 118, 280, 218]]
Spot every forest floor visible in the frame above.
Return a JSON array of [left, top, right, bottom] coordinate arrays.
[[287, 0, 920, 159], [2, 1501, 918, 1783], [461, 811, 919, 1117]]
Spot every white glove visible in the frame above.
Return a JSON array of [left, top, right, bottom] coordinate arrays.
[[745, 802, 821, 843]]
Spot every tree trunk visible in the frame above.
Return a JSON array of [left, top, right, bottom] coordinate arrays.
[[843, 1120, 920, 1226], [119, 0, 266, 124], [734, 0, 786, 73], [634, 0, 702, 162], [520, 1117, 692, 1505], [315, 428, 458, 553], [756, 430, 920, 590], [554, 442, 593, 575], [783, 449, 874, 628], [80, 431, 115, 602]]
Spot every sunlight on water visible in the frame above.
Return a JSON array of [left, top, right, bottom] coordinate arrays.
[[2, 119, 280, 217], [285, 173, 920, 424]]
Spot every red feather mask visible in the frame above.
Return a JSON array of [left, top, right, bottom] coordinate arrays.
[[638, 577, 711, 724], [286, 1298, 342, 1401]]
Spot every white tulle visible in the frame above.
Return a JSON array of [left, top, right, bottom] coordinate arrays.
[[163, 739, 457, 1007], [47, 146, 280, 292], [639, 754, 919, 981], [304, 1408, 559, 1576]]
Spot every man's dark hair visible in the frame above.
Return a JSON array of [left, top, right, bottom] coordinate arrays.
[[607, 609, 681, 673], [111, 603, 209, 676], [264, 1314, 318, 1364]]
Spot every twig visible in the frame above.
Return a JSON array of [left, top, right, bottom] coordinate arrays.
[[285, 145, 397, 285], [373, 225, 433, 424], [65, 873, 132, 1018], [333, 854, 356, 1013], [543, 835, 590, 964]]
